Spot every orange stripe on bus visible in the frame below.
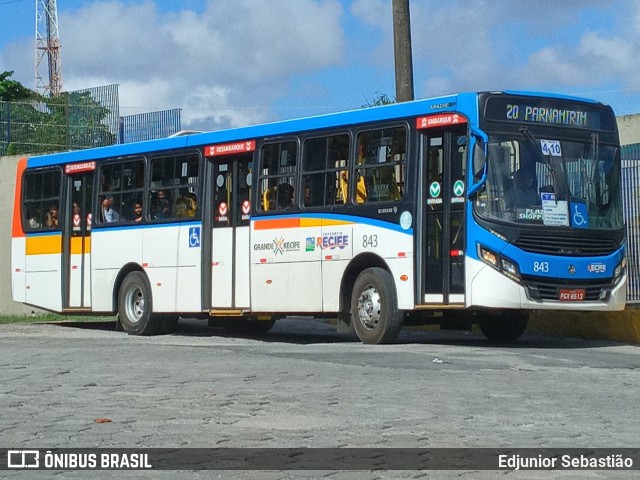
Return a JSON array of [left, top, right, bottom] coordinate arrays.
[[26, 234, 62, 255], [12, 158, 27, 238], [321, 218, 352, 227], [254, 217, 351, 230], [253, 217, 301, 230]]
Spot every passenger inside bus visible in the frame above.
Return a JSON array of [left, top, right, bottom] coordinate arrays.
[[28, 207, 42, 228], [276, 183, 295, 209], [152, 190, 171, 219], [132, 202, 143, 222], [100, 196, 120, 223], [175, 192, 197, 218], [44, 204, 59, 227]]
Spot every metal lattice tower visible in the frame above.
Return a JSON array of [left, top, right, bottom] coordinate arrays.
[[35, 0, 63, 96]]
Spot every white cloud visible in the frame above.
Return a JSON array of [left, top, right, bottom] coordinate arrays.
[[56, 0, 345, 128], [350, 0, 389, 28]]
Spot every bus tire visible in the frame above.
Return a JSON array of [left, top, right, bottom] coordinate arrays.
[[351, 267, 403, 344], [117, 271, 160, 336], [479, 311, 528, 342]]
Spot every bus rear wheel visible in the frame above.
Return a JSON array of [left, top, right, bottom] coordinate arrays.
[[351, 267, 403, 344], [478, 311, 528, 342], [118, 271, 161, 336]]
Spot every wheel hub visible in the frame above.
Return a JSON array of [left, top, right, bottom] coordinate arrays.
[[356, 285, 381, 330], [125, 286, 144, 323]]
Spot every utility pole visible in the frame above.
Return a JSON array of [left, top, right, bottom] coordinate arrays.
[[392, 0, 414, 102]]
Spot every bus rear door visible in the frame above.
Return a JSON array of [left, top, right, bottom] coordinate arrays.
[[207, 149, 253, 311], [417, 116, 467, 305]]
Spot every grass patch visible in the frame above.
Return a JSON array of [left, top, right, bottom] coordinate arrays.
[[0, 314, 115, 325]]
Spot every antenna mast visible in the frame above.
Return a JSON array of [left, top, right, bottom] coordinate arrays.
[[35, 0, 63, 96]]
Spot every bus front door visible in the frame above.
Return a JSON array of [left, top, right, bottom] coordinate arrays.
[[420, 125, 467, 305], [64, 171, 93, 309], [209, 153, 252, 310]]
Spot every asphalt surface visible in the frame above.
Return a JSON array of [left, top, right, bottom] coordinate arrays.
[[0, 317, 638, 480]]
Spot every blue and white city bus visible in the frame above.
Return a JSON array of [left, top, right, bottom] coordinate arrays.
[[11, 91, 626, 343]]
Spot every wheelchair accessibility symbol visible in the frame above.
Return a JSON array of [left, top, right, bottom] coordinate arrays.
[[189, 227, 201, 247], [571, 203, 589, 229]]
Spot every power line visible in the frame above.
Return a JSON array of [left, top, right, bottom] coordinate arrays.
[[0, 0, 27, 6]]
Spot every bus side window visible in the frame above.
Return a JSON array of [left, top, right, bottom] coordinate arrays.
[[259, 141, 298, 212], [301, 133, 350, 208], [148, 153, 199, 221], [22, 169, 61, 231], [355, 126, 406, 204]]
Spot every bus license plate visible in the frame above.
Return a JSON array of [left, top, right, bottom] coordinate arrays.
[[559, 289, 586, 301]]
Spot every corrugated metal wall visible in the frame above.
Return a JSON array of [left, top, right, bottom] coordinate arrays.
[[119, 109, 182, 143], [622, 144, 640, 302]]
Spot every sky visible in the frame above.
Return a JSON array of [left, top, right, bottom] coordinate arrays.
[[2, 0, 640, 132]]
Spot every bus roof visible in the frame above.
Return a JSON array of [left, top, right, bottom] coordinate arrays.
[[26, 90, 606, 169]]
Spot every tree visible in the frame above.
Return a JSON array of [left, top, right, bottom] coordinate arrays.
[[0, 71, 36, 101], [1, 72, 114, 154], [362, 92, 396, 108]]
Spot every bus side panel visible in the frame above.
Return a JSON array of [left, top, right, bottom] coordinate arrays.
[[25, 234, 62, 311], [351, 222, 415, 310], [234, 226, 251, 308], [11, 237, 26, 303], [250, 219, 322, 312], [320, 219, 353, 312], [176, 225, 202, 312], [142, 226, 178, 312], [322, 260, 347, 312], [91, 229, 143, 312], [385, 257, 415, 309]]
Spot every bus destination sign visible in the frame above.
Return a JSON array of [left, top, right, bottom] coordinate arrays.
[[65, 161, 96, 174], [484, 96, 615, 131], [204, 140, 256, 157]]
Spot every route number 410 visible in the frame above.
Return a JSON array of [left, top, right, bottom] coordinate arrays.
[[540, 139, 561, 157]]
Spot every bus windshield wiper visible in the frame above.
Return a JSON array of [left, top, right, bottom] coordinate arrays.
[[519, 125, 569, 199], [519, 126, 556, 177]]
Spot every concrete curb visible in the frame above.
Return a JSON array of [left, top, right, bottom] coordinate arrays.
[[528, 309, 640, 345]]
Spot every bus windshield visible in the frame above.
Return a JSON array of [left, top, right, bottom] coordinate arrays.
[[475, 130, 623, 230]]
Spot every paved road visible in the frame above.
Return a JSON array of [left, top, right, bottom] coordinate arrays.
[[0, 317, 639, 479]]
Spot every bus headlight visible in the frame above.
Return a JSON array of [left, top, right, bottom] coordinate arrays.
[[478, 244, 520, 281], [501, 258, 518, 277], [614, 257, 626, 283], [479, 246, 498, 267]]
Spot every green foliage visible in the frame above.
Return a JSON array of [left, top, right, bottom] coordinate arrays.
[[362, 92, 396, 108], [1, 72, 115, 155], [0, 71, 36, 101]]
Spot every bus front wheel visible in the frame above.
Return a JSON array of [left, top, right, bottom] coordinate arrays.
[[351, 267, 403, 344], [478, 311, 528, 342], [118, 271, 160, 336]]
